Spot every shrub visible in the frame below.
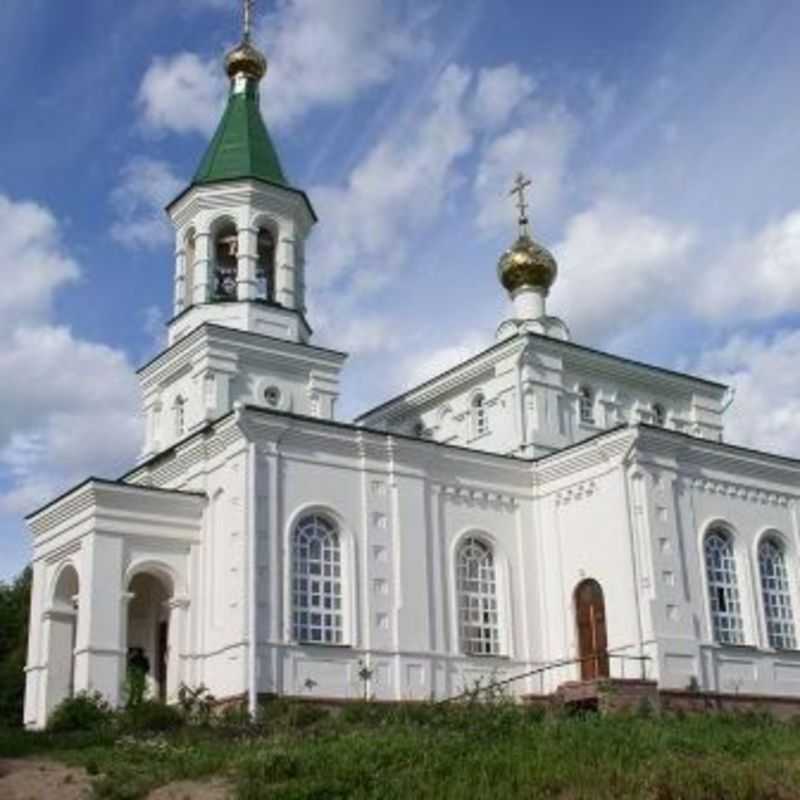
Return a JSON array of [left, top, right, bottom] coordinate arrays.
[[121, 699, 183, 733], [48, 690, 113, 732], [176, 683, 215, 725]]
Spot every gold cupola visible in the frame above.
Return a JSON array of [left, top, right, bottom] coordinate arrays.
[[225, 0, 267, 82], [498, 173, 558, 296]]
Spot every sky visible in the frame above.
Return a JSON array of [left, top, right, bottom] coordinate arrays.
[[2, 0, 800, 579]]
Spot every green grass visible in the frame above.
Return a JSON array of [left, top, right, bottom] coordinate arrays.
[[4, 702, 800, 799]]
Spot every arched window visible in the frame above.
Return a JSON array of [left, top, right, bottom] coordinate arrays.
[[256, 228, 276, 302], [292, 514, 343, 644], [578, 385, 594, 424], [213, 222, 239, 301], [173, 396, 186, 438], [456, 536, 500, 656], [759, 538, 796, 650], [652, 403, 666, 427], [471, 393, 488, 437], [704, 528, 744, 644]]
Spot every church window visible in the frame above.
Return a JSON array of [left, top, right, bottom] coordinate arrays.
[[292, 514, 343, 645], [174, 396, 186, 438], [472, 394, 488, 437], [704, 528, 744, 645], [256, 228, 276, 302], [456, 536, 501, 656], [578, 385, 594, 424], [213, 223, 239, 301], [759, 538, 796, 650], [652, 403, 666, 427]]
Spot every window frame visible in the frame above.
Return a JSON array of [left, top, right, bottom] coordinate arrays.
[[454, 534, 504, 657], [470, 392, 489, 438], [757, 533, 797, 651], [578, 385, 595, 425], [703, 526, 746, 646]]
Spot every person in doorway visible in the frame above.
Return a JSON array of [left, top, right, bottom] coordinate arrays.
[[126, 646, 150, 708]]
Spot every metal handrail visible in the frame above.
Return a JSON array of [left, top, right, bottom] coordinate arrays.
[[441, 643, 654, 704]]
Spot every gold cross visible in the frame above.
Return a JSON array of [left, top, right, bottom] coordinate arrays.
[[509, 172, 532, 222], [243, 0, 254, 41]]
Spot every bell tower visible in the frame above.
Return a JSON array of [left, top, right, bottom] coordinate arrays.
[[166, 0, 316, 347], [137, 1, 345, 461]]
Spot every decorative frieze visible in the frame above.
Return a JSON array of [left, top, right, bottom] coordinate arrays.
[[686, 477, 790, 506], [555, 479, 598, 506], [435, 484, 517, 510]]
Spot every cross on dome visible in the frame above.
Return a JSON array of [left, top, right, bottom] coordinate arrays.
[[509, 172, 532, 229], [243, 0, 254, 42]]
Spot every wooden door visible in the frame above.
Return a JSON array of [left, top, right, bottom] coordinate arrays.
[[575, 579, 609, 680]]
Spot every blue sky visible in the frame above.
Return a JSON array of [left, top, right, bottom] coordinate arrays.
[[3, 0, 800, 579]]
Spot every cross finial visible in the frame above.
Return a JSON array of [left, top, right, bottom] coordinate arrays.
[[243, 0, 254, 42], [509, 172, 532, 230]]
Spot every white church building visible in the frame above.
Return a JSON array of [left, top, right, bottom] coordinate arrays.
[[22, 12, 800, 728]]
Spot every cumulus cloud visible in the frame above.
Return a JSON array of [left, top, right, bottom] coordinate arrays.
[[138, 1, 430, 136], [309, 64, 475, 291], [0, 195, 80, 330], [110, 157, 184, 249], [395, 331, 490, 390], [473, 107, 579, 235], [693, 209, 800, 323], [138, 52, 225, 137], [470, 64, 537, 130], [552, 199, 695, 341], [0, 195, 141, 565], [695, 330, 800, 456]]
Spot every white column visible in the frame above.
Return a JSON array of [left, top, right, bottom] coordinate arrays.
[[275, 222, 297, 309], [237, 225, 258, 301], [165, 596, 190, 702], [193, 231, 213, 304], [174, 245, 186, 315]]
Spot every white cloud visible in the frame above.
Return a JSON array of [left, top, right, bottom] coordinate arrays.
[[259, 0, 430, 130], [693, 209, 800, 323], [473, 107, 578, 235], [470, 64, 537, 130], [110, 157, 184, 249], [138, 2, 431, 137], [0, 195, 141, 571], [695, 330, 800, 456], [552, 199, 695, 341], [138, 52, 225, 137], [0, 195, 80, 330], [395, 331, 490, 390], [309, 64, 475, 291]]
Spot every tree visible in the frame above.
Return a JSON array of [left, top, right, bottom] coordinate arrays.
[[0, 566, 32, 726]]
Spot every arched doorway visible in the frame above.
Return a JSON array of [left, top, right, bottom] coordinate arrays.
[[126, 572, 173, 702], [574, 579, 609, 680], [45, 564, 79, 714]]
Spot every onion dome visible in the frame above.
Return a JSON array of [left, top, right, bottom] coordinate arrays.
[[498, 232, 558, 294], [225, 39, 267, 82], [498, 172, 558, 295]]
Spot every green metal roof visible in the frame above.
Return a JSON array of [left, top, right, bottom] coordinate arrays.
[[193, 83, 287, 187]]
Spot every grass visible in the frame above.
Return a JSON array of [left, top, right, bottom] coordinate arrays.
[[3, 700, 800, 799]]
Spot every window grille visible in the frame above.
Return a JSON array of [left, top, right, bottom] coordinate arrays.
[[704, 529, 744, 644], [174, 396, 186, 438], [579, 386, 594, 423], [457, 536, 500, 656], [292, 514, 344, 644], [759, 538, 796, 650]]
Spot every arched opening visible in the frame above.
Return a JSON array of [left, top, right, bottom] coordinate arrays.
[[256, 227, 276, 302], [126, 572, 173, 703], [212, 222, 239, 302], [45, 564, 79, 714], [574, 578, 609, 680]]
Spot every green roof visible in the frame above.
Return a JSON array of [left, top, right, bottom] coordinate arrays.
[[193, 83, 287, 186]]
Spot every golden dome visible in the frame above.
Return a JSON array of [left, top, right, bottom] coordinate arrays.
[[498, 232, 558, 294], [225, 39, 267, 81]]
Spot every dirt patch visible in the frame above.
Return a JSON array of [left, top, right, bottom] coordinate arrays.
[[0, 758, 92, 800], [146, 779, 231, 799]]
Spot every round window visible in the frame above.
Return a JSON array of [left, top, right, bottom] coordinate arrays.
[[264, 386, 281, 407]]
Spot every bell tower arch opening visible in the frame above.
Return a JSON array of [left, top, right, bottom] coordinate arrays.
[[44, 564, 79, 715]]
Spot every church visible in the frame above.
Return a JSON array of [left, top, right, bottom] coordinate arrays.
[[21, 9, 800, 729]]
